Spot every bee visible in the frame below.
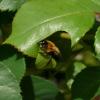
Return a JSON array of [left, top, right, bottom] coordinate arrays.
[[40, 40, 61, 60]]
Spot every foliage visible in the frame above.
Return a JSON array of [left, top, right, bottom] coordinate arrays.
[[0, 0, 27, 11], [0, 0, 100, 100]]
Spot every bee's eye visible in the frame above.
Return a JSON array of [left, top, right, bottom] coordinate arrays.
[[40, 40, 48, 48], [40, 41, 46, 44]]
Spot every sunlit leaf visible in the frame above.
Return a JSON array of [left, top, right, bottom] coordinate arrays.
[[92, 0, 100, 6], [0, 0, 27, 11], [5, 0, 95, 57]]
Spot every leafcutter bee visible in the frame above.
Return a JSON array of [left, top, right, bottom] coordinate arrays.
[[40, 40, 61, 60]]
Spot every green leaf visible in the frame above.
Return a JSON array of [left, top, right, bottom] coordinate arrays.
[[32, 75, 59, 100], [71, 67, 100, 100], [95, 27, 100, 59], [35, 53, 56, 70], [73, 0, 100, 12], [5, 0, 95, 57], [92, 0, 100, 6], [35, 53, 51, 70], [73, 62, 86, 76], [0, 62, 22, 100], [0, 45, 25, 82], [21, 75, 59, 100], [0, 0, 27, 11]]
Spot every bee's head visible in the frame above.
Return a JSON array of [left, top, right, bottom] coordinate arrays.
[[39, 40, 62, 61], [40, 40, 48, 48]]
